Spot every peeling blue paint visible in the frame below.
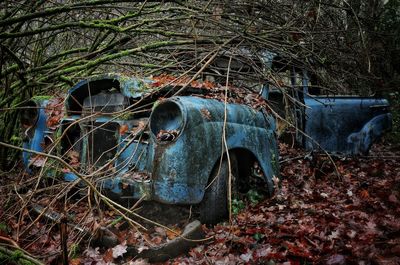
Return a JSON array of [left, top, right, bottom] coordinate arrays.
[[21, 72, 391, 209], [56, 75, 280, 204], [22, 99, 51, 170]]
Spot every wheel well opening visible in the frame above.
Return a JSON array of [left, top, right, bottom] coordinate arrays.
[[231, 148, 270, 195], [231, 148, 256, 193], [206, 148, 270, 194]]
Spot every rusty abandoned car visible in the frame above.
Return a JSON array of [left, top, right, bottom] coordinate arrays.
[[20, 68, 392, 224], [21, 74, 280, 224]]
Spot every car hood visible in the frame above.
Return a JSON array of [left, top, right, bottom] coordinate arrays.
[[66, 74, 155, 115]]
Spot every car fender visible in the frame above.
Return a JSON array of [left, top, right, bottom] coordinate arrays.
[[347, 113, 392, 155], [150, 96, 278, 204]]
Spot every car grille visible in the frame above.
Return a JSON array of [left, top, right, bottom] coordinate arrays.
[[85, 121, 119, 168]]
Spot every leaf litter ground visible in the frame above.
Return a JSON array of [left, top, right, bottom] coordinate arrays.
[[169, 142, 400, 265], [0, 142, 399, 265]]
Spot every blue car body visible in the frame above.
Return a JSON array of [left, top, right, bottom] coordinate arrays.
[[266, 69, 392, 155], [22, 74, 279, 205], [303, 96, 392, 155], [21, 68, 392, 206], [21, 99, 52, 170]]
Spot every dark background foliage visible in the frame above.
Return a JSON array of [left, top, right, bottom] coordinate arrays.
[[0, 0, 399, 169]]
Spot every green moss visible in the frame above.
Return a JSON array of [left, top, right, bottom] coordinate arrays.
[[0, 223, 10, 234], [55, 127, 62, 140], [247, 189, 264, 205], [9, 251, 37, 265], [20, 259, 36, 265], [10, 135, 22, 146], [152, 100, 160, 111], [117, 112, 135, 120], [114, 73, 130, 82], [232, 199, 245, 215], [69, 243, 80, 259], [10, 250, 23, 260], [124, 77, 154, 96], [109, 216, 123, 227], [31, 95, 52, 102], [0, 255, 9, 264]]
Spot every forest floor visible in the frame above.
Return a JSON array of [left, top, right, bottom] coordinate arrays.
[[0, 142, 399, 265]]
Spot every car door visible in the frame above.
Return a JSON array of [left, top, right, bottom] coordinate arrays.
[[302, 72, 392, 154]]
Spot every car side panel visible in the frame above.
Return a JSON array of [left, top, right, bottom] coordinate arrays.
[[22, 101, 50, 170], [150, 97, 278, 204], [304, 97, 391, 154]]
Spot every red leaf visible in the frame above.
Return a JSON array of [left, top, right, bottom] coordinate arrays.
[[69, 258, 81, 265], [103, 248, 114, 263], [45, 97, 65, 129], [119, 124, 129, 135], [360, 189, 369, 199]]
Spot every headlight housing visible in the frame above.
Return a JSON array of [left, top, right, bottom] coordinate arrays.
[[20, 100, 39, 139], [150, 100, 185, 142]]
